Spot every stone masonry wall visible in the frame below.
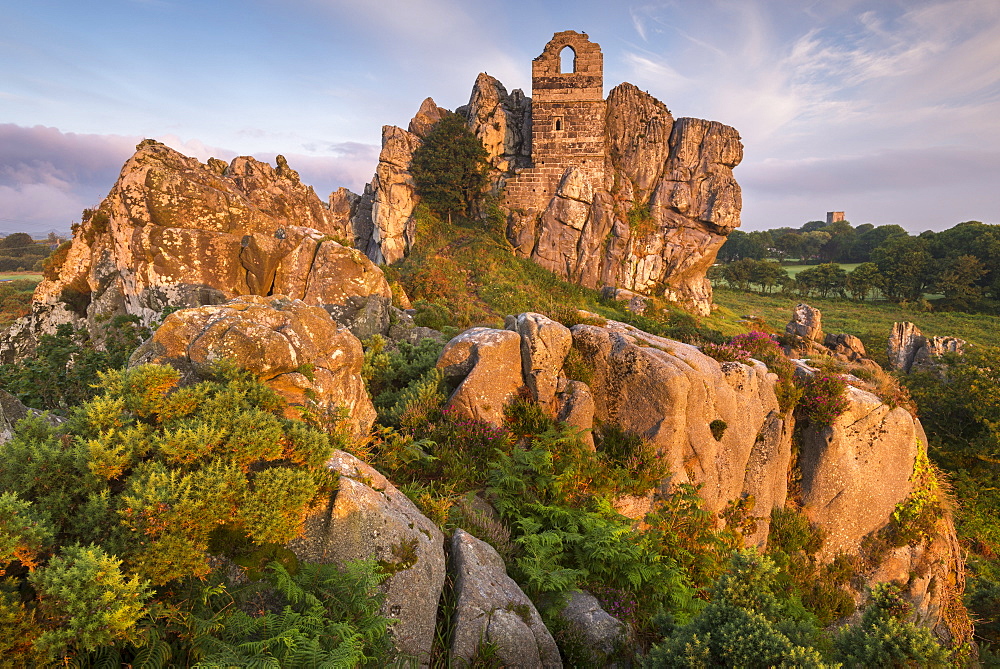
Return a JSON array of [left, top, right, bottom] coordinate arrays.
[[504, 31, 607, 211]]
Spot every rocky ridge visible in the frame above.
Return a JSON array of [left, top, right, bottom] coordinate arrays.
[[340, 69, 741, 316], [435, 311, 967, 642], [0, 141, 390, 362]]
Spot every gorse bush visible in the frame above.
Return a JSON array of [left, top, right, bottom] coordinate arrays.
[[645, 550, 829, 668], [0, 317, 149, 411], [0, 363, 348, 661], [832, 583, 949, 667]]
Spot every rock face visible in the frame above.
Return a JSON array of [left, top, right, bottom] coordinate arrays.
[[129, 295, 376, 437], [449, 529, 561, 668], [570, 321, 785, 524], [458, 73, 532, 178], [436, 314, 968, 639], [888, 321, 965, 373], [289, 450, 446, 662], [0, 140, 391, 362], [799, 386, 922, 558], [436, 327, 524, 425], [339, 32, 743, 316], [504, 79, 742, 317]]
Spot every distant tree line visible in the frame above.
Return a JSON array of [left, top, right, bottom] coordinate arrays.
[[715, 220, 1000, 310], [0, 232, 63, 272]]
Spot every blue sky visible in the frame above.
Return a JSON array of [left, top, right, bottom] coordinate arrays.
[[2, 0, 998, 236]]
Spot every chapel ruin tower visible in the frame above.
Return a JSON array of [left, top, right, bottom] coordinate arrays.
[[505, 31, 607, 209]]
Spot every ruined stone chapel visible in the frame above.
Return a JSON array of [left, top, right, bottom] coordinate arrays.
[[504, 30, 608, 210]]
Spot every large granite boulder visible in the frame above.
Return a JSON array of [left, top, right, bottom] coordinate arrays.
[[786, 303, 824, 343], [449, 529, 561, 668], [799, 385, 922, 559], [570, 320, 786, 524], [436, 327, 524, 426], [514, 312, 572, 413], [0, 141, 392, 362], [558, 590, 627, 661], [129, 295, 376, 437], [289, 450, 446, 662]]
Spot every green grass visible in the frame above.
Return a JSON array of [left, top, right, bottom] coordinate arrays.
[[0, 271, 42, 284], [779, 263, 861, 278], [711, 287, 1000, 351]]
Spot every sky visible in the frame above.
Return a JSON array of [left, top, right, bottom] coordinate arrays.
[[1, 0, 999, 237]]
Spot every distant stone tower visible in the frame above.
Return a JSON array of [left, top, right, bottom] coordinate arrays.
[[505, 31, 607, 210], [826, 211, 845, 224]]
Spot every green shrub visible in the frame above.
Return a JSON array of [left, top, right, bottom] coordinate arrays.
[[766, 506, 856, 625], [0, 362, 350, 662], [0, 317, 149, 411], [409, 112, 489, 219], [645, 550, 827, 668], [30, 544, 151, 658], [833, 583, 948, 667]]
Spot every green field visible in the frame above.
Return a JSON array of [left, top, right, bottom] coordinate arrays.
[[709, 287, 1000, 357], [778, 262, 861, 277], [0, 271, 43, 284]]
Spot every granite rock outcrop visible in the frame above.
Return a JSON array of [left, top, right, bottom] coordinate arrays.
[[433, 314, 968, 638], [0, 140, 391, 362], [888, 321, 966, 373], [337, 32, 744, 317], [129, 295, 377, 437]]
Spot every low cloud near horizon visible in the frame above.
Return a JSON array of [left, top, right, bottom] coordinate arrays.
[[740, 146, 1000, 230], [0, 124, 379, 237]]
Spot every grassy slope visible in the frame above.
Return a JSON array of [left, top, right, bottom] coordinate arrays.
[[779, 262, 861, 278], [712, 286, 1000, 351], [0, 271, 43, 283]]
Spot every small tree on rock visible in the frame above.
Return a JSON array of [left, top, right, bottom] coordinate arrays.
[[410, 112, 489, 220]]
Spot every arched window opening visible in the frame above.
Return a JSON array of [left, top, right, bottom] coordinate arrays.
[[554, 117, 562, 131], [559, 45, 576, 73]]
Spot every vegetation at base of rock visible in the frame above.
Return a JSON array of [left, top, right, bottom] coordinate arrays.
[[0, 363, 378, 662], [0, 317, 149, 411], [766, 506, 856, 625], [832, 583, 950, 667], [390, 205, 727, 346], [410, 112, 490, 219], [645, 550, 829, 668], [902, 347, 1000, 650]]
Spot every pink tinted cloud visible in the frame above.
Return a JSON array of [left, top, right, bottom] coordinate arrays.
[[0, 124, 379, 235]]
